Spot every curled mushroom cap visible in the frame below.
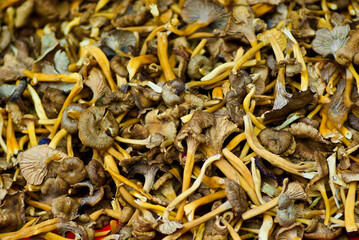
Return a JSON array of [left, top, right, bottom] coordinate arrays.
[[0, 192, 26, 233], [41, 177, 69, 201], [61, 103, 88, 134], [145, 109, 178, 140], [161, 78, 185, 107], [224, 178, 248, 216], [181, 0, 229, 30], [312, 25, 350, 59], [187, 55, 214, 79], [277, 194, 296, 227], [96, 92, 135, 116], [51, 196, 79, 221], [100, 30, 138, 55], [275, 222, 304, 240], [78, 106, 119, 150], [304, 222, 342, 240], [19, 145, 68, 185], [258, 128, 296, 156], [87, 159, 106, 188], [41, 88, 66, 119], [174, 111, 215, 152], [57, 157, 87, 185]]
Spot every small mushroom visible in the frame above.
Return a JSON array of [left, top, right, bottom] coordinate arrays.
[[276, 194, 296, 227], [18, 145, 68, 185], [275, 222, 304, 240], [187, 55, 214, 79], [128, 162, 161, 192], [145, 109, 178, 141], [96, 91, 135, 116], [335, 29, 359, 66], [61, 103, 88, 134], [78, 106, 119, 151], [86, 159, 106, 188], [57, 157, 87, 185], [40, 177, 69, 201], [0, 191, 26, 233], [50, 196, 79, 221], [304, 222, 342, 240], [100, 30, 138, 56], [161, 78, 185, 108], [258, 128, 296, 156]]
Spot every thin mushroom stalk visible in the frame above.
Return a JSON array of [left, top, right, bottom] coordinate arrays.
[[157, 32, 176, 82], [127, 55, 158, 80], [345, 181, 357, 232], [243, 114, 316, 176], [160, 154, 221, 224], [22, 70, 82, 85]]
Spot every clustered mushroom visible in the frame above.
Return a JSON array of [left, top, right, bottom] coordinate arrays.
[[2, 0, 359, 239]]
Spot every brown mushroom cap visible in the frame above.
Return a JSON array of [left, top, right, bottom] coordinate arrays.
[[224, 178, 248, 216], [275, 222, 304, 240], [61, 103, 88, 134], [42, 87, 67, 119], [78, 106, 119, 150], [145, 109, 178, 140], [0, 191, 26, 233], [96, 91, 134, 116], [335, 29, 359, 66], [341, 171, 359, 183], [187, 55, 214, 79], [87, 159, 106, 188], [41, 177, 69, 201], [174, 111, 215, 152], [161, 78, 185, 108], [19, 145, 68, 185], [57, 157, 87, 185], [277, 194, 296, 227], [304, 222, 342, 240], [258, 128, 296, 155], [51, 196, 79, 221]]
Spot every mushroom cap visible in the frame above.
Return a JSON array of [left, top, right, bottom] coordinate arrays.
[[51, 196, 79, 221], [224, 178, 248, 216], [145, 109, 178, 140], [87, 159, 106, 188], [42, 87, 66, 119], [257, 28, 287, 51], [19, 145, 68, 185], [275, 222, 304, 240], [174, 111, 215, 152], [61, 103, 88, 134], [161, 78, 185, 108], [187, 55, 214, 79], [78, 106, 119, 150], [304, 222, 342, 240], [20, 114, 38, 125], [0, 191, 26, 232], [312, 25, 350, 58], [335, 29, 359, 65], [181, 0, 229, 29], [285, 181, 311, 203], [100, 29, 138, 54], [341, 171, 359, 183], [258, 128, 295, 155], [84, 68, 110, 102], [41, 177, 69, 201], [57, 157, 87, 185]]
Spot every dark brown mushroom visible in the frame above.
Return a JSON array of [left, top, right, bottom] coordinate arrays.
[[187, 55, 214, 79], [61, 103, 88, 134], [258, 128, 296, 156], [78, 106, 119, 150], [132, 211, 158, 240], [224, 178, 248, 216], [277, 194, 296, 227], [41, 177, 69, 201], [96, 91, 135, 116], [0, 191, 26, 233], [335, 29, 359, 66], [51, 196, 79, 221], [42, 88, 67, 119], [86, 159, 106, 188], [57, 157, 87, 185]]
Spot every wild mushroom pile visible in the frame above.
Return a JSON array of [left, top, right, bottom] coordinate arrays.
[[3, 0, 359, 239]]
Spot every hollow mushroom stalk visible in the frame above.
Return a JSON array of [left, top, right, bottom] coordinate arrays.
[[22, 70, 82, 86], [173, 111, 215, 220], [159, 154, 221, 233], [86, 45, 117, 92], [127, 55, 158, 80], [283, 28, 309, 91], [157, 32, 176, 82], [50, 79, 83, 139], [244, 114, 315, 176]]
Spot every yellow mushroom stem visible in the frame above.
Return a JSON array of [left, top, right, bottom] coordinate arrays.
[[105, 167, 152, 200], [66, 108, 82, 120], [25, 199, 52, 211], [107, 147, 125, 161], [225, 132, 245, 151], [134, 200, 177, 219], [184, 190, 227, 221], [222, 148, 255, 190], [221, 217, 242, 240], [244, 114, 316, 176], [200, 145, 261, 205], [193, 223, 205, 240], [87, 45, 117, 91], [243, 84, 266, 130], [0, 113, 7, 153], [251, 3, 275, 17], [19, 135, 29, 150], [37, 119, 57, 125], [94, 0, 110, 12], [2, 218, 59, 240], [140, 25, 166, 55], [321, 0, 332, 25], [113, 142, 131, 159], [157, 32, 176, 82], [90, 209, 105, 221], [50, 80, 83, 138], [44, 153, 64, 165], [188, 32, 215, 39], [191, 39, 207, 58], [127, 55, 159, 80], [6, 113, 20, 163], [163, 154, 220, 221], [26, 85, 51, 131], [42, 232, 77, 240], [66, 134, 74, 157], [22, 70, 82, 86], [242, 196, 280, 220], [345, 69, 354, 107], [115, 136, 149, 145], [180, 100, 226, 123], [64, 16, 80, 35], [345, 181, 358, 232], [183, 21, 210, 36], [49, 129, 68, 149], [193, 166, 225, 189], [348, 63, 359, 94], [164, 201, 233, 240], [251, 158, 265, 204], [258, 214, 273, 240]]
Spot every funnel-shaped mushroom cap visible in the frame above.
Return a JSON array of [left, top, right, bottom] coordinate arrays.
[[181, 0, 229, 29], [78, 106, 119, 151], [100, 30, 138, 54], [257, 28, 287, 51], [335, 29, 359, 66], [19, 145, 68, 185], [312, 25, 350, 59]]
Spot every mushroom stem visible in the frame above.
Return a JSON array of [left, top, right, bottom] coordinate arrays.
[[0, 113, 7, 153], [66, 134, 74, 157], [232, 41, 265, 73], [157, 32, 176, 82], [107, 147, 125, 161], [258, 214, 273, 240], [242, 196, 279, 220], [113, 142, 131, 159], [183, 21, 210, 36], [191, 39, 207, 58], [345, 181, 358, 232], [193, 166, 225, 189], [317, 182, 331, 226], [184, 190, 227, 221], [115, 136, 149, 145], [44, 153, 63, 165], [225, 132, 245, 151], [106, 167, 152, 200], [49, 129, 68, 149], [140, 25, 166, 56], [50, 80, 83, 138], [66, 108, 81, 120], [6, 113, 19, 163], [221, 217, 241, 240], [348, 63, 359, 94], [22, 70, 82, 85], [87, 45, 117, 92], [164, 201, 233, 240], [25, 198, 52, 211], [163, 154, 221, 221], [26, 85, 50, 130], [25, 120, 37, 147], [127, 55, 159, 80], [243, 114, 315, 176], [345, 69, 354, 108]]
